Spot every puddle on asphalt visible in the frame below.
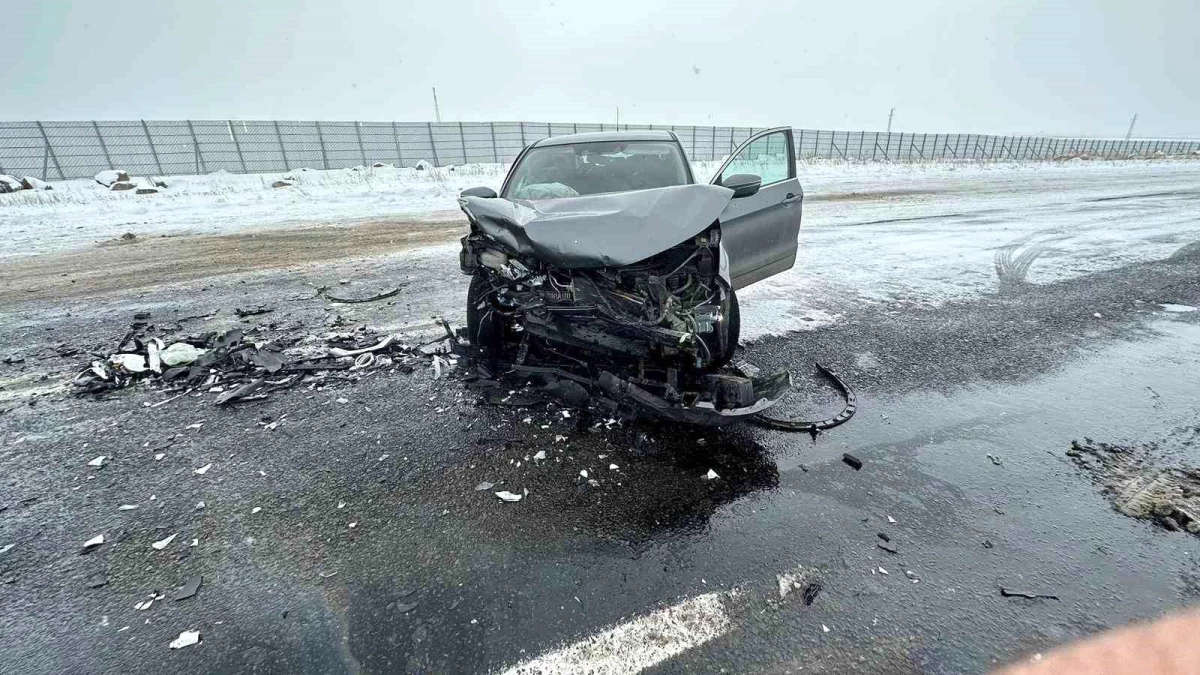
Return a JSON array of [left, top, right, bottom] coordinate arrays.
[[771, 319, 1200, 478]]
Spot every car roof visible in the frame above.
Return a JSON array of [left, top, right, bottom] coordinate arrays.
[[532, 130, 677, 147]]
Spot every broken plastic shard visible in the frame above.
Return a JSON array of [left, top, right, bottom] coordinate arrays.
[[160, 343, 207, 367], [328, 335, 395, 358], [194, 463, 212, 475], [118, 504, 139, 511], [251, 507, 262, 514], [195, 501, 205, 510], [134, 599, 154, 611], [495, 491, 523, 502], [703, 469, 720, 480], [609, 464, 619, 470], [87, 455, 106, 467], [822, 624, 830, 633], [337, 501, 347, 508], [151, 533, 178, 550], [169, 630, 201, 649], [887, 515, 897, 524], [533, 450, 546, 461], [0, 544, 14, 555], [173, 575, 202, 601], [579, 469, 589, 478], [475, 482, 495, 491], [877, 567, 889, 575], [83, 534, 105, 550], [394, 600, 419, 613]]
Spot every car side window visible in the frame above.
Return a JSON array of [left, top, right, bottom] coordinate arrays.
[[719, 131, 791, 187]]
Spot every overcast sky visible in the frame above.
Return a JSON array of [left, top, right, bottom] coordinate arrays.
[[3, 0, 1196, 137]]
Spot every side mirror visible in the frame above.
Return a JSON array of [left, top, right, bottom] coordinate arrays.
[[722, 174, 761, 198], [460, 186, 498, 199]]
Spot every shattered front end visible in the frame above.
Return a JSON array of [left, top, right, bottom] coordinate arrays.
[[457, 186, 791, 425]]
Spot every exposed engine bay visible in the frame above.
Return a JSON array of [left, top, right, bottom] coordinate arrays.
[[457, 185, 795, 424]]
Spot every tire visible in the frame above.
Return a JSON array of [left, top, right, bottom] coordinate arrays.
[[465, 272, 502, 357], [710, 288, 740, 369]]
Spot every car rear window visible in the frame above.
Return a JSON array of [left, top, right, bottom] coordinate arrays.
[[505, 141, 689, 200]]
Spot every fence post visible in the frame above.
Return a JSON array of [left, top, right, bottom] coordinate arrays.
[[315, 121, 330, 169], [140, 119, 163, 175], [489, 122, 498, 163], [186, 120, 203, 174], [728, 128, 735, 155], [458, 121, 468, 164], [34, 121, 64, 180], [273, 121, 289, 171], [42, 143, 49, 179], [690, 126, 696, 158], [228, 121, 248, 172], [92, 121, 113, 170], [426, 122, 440, 165], [711, 126, 717, 160], [519, 122, 527, 149], [390, 122, 405, 166], [354, 121, 367, 165]]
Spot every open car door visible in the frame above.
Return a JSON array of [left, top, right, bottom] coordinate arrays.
[[710, 127, 802, 289]]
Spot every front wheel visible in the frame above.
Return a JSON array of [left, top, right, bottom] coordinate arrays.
[[465, 273, 502, 359], [710, 288, 740, 369]]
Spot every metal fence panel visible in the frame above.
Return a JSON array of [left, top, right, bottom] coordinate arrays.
[[2, 118, 1197, 181]]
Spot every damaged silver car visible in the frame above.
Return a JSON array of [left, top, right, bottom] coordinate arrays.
[[457, 128, 805, 424]]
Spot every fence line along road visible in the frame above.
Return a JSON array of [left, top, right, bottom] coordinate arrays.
[[1, 119, 1198, 181]]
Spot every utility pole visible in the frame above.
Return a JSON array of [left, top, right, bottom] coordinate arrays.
[[432, 87, 442, 123], [1124, 114, 1138, 140], [886, 108, 895, 133]]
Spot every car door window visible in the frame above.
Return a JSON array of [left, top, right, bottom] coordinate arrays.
[[719, 131, 791, 186]]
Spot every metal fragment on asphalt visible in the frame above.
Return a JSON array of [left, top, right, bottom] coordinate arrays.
[[151, 533, 178, 550], [495, 491, 523, 502], [169, 630, 201, 649], [173, 575, 202, 601]]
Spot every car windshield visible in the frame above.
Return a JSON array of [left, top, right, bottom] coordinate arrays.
[[504, 141, 689, 200]]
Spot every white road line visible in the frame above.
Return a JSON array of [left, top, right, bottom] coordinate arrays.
[[498, 591, 733, 675]]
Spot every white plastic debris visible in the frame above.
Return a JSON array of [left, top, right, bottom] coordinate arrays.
[[190, 539, 198, 547], [495, 491, 523, 503], [87, 455, 107, 467], [337, 501, 347, 509], [609, 464, 619, 471], [83, 534, 105, 549], [169, 630, 201, 649], [160, 343, 207, 367], [151, 533, 178, 550], [134, 599, 154, 611], [147, 339, 163, 374], [194, 463, 212, 475], [533, 450, 546, 461], [554, 435, 567, 443], [251, 507, 262, 514], [887, 515, 896, 524], [0, 544, 14, 555], [703, 469, 720, 480], [348, 522, 357, 528], [561, 410, 571, 419], [1093, 312, 1103, 318], [195, 501, 205, 510], [579, 469, 589, 478], [118, 504, 139, 511], [109, 353, 148, 372], [878, 567, 889, 575], [522, 417, 532, 424], [432, 356, 446, 380], [822, 624, 831, 633], [154, 453, 165, 461], [336, 397, 349, 404]]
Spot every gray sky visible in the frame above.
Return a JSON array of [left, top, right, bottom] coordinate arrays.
[[3, 0, 1197, 137]]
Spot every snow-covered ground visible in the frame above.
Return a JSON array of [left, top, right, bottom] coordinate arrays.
[[3, 159, 1199, 340]]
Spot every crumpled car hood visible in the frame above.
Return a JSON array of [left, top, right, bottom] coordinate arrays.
[[460, 184, 734, 269]]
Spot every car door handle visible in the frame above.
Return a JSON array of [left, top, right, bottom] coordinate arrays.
[[781, 193, 801, 205]]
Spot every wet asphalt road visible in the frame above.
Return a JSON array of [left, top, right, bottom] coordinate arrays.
[[3, 197, 1200, 673]]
